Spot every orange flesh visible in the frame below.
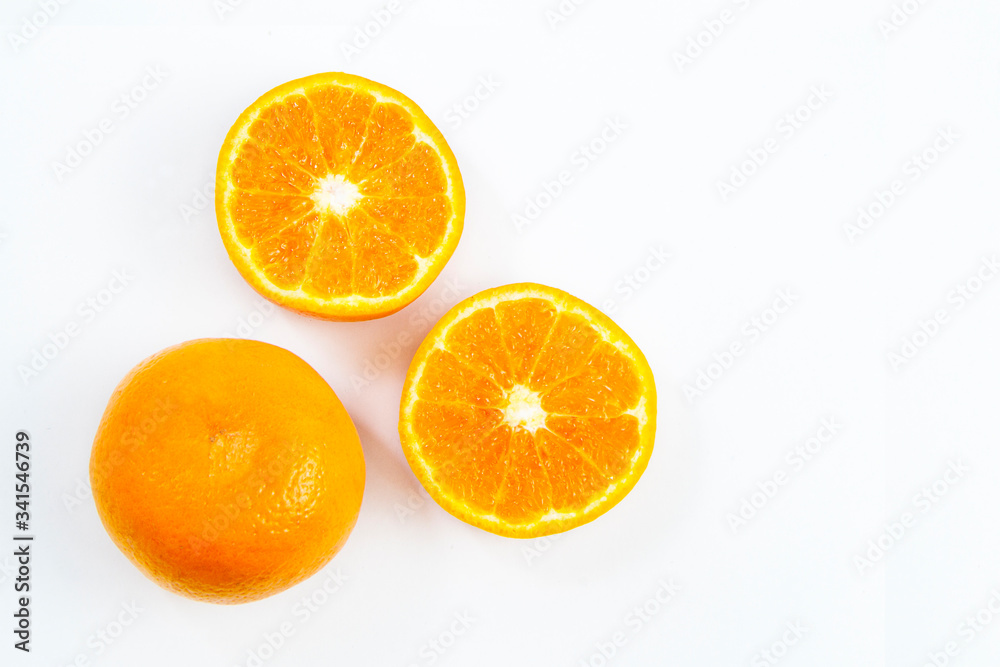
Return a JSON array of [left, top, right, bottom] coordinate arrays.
[[409, 297, 646, 524], [224, 87, 453, 298]]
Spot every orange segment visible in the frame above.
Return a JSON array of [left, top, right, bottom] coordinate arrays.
[[302, 215, 353, 297], [250, 212, 319, 289], [357, 144, 449, 197], [546, 415, 640, 479], [306, 87, 374, 169], [537, 429, 609, 512], [433, 425, 512, 514], [247, 94, 328, 179], [415, 349, 507, 408], [349, 102, 416, 180], [411, 402, 510, 513], [493, 430, 552, 523], [542, 342, 644, 418], [399, 283, 656, 538], [412, 401, 504, 464], [217, 73, 464, 321], [494, 298, 559, 383], [444, 308, 515, 390], [231, 141, 315, 194], [529, 312, 603, 391], [360, 195, 451, 257], [228, 190, 313, 246], [351, 220, 420, 298]]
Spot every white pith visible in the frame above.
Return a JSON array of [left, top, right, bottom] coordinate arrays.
[[503, 385, 547, 434], [311, 174, 362, 215]]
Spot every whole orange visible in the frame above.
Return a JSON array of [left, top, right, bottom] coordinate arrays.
[[90, 338, 365, 604]]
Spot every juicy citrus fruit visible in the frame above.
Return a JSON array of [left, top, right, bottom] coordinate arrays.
[[398, 283, 656, 538], [215, 72, 465, 321], [90, 338, 365, 604]]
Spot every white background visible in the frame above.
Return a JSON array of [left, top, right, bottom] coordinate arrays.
[[2, 1, 1000, 665]]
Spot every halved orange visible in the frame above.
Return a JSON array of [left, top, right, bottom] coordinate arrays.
[[399, 283, 656, 538], [215, 73, 465, 321]]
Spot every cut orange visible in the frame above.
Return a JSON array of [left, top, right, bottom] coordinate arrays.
[[215, 73, 465, 321], [398, 283, 656, 538]]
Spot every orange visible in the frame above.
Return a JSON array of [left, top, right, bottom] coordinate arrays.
[[215, 72, 465, 321], [90, 339, 365, 604], [398, 283, 656, 538]]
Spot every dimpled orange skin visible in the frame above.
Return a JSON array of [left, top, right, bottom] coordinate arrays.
[[90, 339, 365, 605]]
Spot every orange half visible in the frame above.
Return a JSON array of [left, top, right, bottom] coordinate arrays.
[[216, 72, 465, 321], [399, 283, 657, 538]]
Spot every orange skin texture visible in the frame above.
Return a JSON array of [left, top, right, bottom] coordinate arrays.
[[90, 339, 365, 604]]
